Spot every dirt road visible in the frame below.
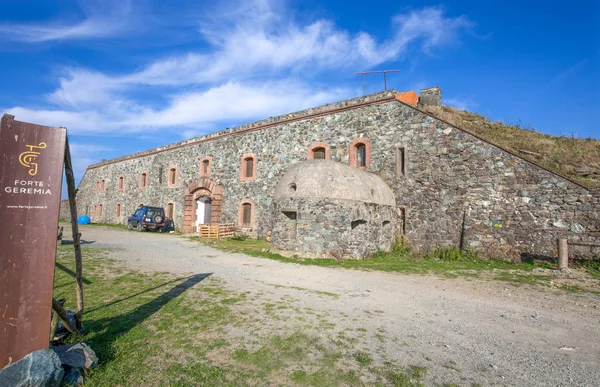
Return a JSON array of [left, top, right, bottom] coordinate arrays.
[[80, 227, 600, 386]]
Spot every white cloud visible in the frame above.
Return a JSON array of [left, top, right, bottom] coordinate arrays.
[[445, 96, 478, 111], [5, 80, 350, 135], [123, 81, 349, 127], [69, 143, 113, 154], [3, 107, 106, 133], [48, 69, 123, 108], [0, 0, 134, 42], [120, 4, 472, 86], [5, 2, 472, 138], [67, 143, 114, 189], [392, 7, 472, 53]]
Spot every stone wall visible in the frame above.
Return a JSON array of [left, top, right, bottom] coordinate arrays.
[[271, 198, 397, 259], [76, 91, 599, 260], [59, 200, 70, 221]]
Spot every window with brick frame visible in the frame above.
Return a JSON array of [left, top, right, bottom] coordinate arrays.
[[242, 204, 251, 226], [96, 180, 106, 193], [140, 172, 148, 189], [349, 138, 372, 170], [116, 203, 122, 218], [238, 200, 255, 227], [166, 202, 174, 219], [168, 167, 177, 187], [240, 154, 257, 181], [96, 203, 103, 217], [313, 148, 325, 159], [244, 158, 253, 177], [356, 144, 366, 167], [307, 142, 331, 160], [118, 175, 125, 191], [200, 157, 212, 177]]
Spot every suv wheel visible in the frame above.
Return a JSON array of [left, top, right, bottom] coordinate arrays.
[[137, 222, 143, 232], [127, 222, 133, 230], [153, 215, 162, 224]]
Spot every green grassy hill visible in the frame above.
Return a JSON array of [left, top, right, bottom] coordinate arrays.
[[423, 105, 600, 188]]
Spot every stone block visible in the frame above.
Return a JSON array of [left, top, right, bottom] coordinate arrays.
[[51, 343, 98, 370], [0, 349, 64, 387]]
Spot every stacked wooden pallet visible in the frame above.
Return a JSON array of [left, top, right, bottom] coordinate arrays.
[[198, 223, 236, 239]]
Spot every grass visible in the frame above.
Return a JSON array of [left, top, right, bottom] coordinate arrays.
[[60, 221, 128, 231], [424, 105, 600, 188], [188, 237, 600, 292], [53, 243, 429, 386], [192, 237, 534, 274]]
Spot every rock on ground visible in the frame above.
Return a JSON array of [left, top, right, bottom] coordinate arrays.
[[62, 368, 84, 387], [50, 343, 98, 370], [0, 349, 64, 387]]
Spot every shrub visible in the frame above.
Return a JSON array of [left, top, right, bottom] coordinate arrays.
[[230, 233, 248, 241]]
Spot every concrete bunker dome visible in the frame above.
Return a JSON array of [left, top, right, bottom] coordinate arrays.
[[273, 160, 396, 206], [272, 160, 398, 259]]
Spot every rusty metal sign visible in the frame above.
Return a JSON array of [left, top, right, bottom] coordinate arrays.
[[0, 114, 66, 368]]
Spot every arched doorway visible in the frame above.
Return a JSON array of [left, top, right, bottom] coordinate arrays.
[[195, 195, 212, 229], [183, 178, 223, 233]]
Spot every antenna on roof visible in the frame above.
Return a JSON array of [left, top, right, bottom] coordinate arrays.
[[354, 69, 400, 95]]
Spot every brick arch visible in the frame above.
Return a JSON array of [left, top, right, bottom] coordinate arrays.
[[349, 137, 372, 170], [307, 141, 331, 160], [183, 178, 223, 233]]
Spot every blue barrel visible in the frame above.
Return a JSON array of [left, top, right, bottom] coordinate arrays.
[[77, 215, 91, 225]]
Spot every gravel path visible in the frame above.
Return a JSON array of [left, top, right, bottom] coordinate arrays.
[[82, 227, 600, 386]]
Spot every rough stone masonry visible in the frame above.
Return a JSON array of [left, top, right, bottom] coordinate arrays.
[[74, 89, 599, 260]]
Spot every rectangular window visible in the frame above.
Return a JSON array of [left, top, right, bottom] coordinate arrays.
[[166, 203, 174, 219], [118, 176, 124, 190], [396, 147, 406, 177], [169, 168, 176, 185], [116, 204, 121, 218], [283, 211, 297, 240], [313, 148, 326, 159], [245, 158, 254, 178], [356, 144, 366, 167], [242, 203, 252, 226]]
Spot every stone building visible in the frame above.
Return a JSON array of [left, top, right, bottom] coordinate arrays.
[[76, 89, 599, 260], [271, 160, 397, 259]]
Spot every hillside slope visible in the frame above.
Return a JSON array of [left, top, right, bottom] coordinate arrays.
[[423, 105, 600, 188]]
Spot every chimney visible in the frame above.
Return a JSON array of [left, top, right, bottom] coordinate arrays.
[[419, 87, 442, 108]]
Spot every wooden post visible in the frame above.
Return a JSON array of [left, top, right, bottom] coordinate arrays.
[[558, 238, 569, 270], [49, 298, 65, 341], [52, 297, 78, 334], [63, 136, 85, 330]]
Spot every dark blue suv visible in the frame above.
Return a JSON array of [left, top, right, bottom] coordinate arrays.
[[128, 206, 166, 232]]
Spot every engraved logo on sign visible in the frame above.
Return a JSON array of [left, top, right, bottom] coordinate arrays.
[[19, 142, 46, 176]]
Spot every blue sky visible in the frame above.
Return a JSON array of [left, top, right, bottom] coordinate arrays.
[[0, 0, 598, 191]]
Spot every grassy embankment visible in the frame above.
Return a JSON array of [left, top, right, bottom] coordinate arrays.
[[424, 105, 600, 189]]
